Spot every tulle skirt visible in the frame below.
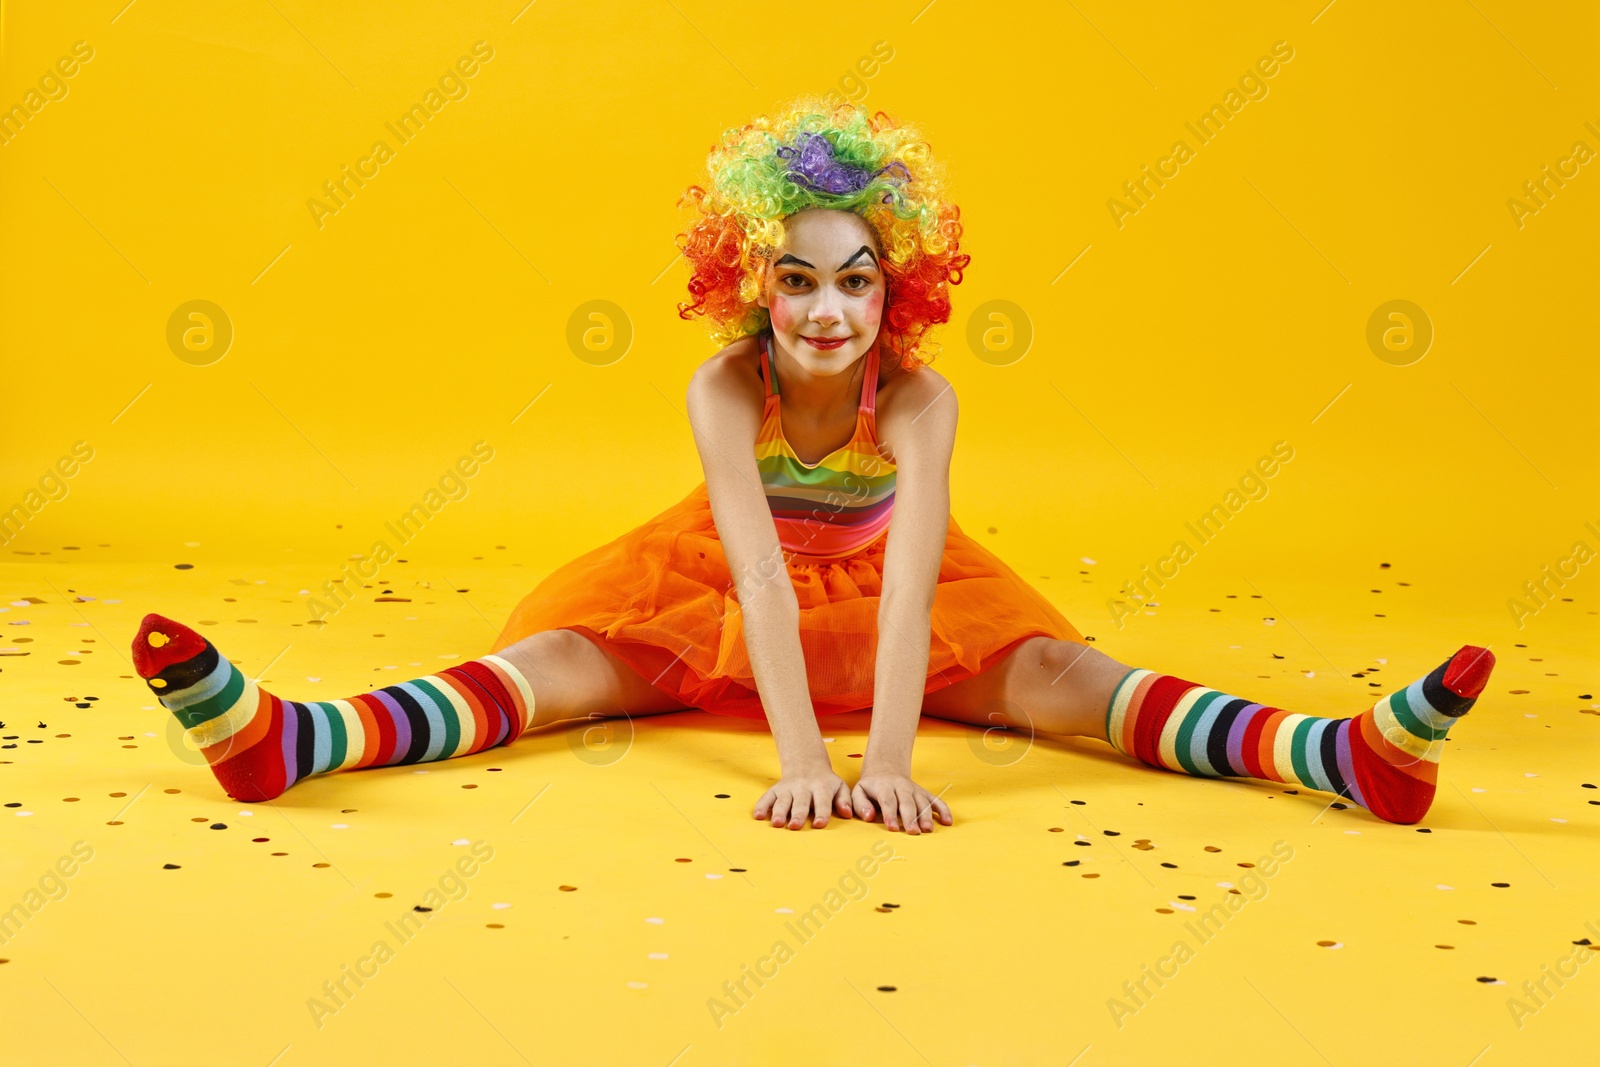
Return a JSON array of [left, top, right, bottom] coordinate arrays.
[[490, 481, 1088, 719]]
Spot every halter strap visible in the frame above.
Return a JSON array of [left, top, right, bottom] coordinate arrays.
[[758, 329, 878, 413]]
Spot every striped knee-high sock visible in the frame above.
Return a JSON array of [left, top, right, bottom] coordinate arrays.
[[1103, 645, 1495, 824], [131, 613, 536, 802]]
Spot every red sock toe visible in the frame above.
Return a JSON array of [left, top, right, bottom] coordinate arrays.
[[1443, 645, 1495, 700], [132, 613, 209, 677]]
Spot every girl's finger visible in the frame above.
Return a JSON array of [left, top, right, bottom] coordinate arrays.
[[914, 793, 934, 832], [852, 785, 875, 821], [880, 787, 901, 832], [787, 792, 812, 830], [931, 795, 953, 824], [770, 793, 792, 827], [834, 784, 854, 819], [894, 786, 918, 834], [811, 787, 834, 827]]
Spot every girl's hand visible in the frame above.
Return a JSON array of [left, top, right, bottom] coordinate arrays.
[[852, 771, 953, 835], [753, 763, 855, 829]]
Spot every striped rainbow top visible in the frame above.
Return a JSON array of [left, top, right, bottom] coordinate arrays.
[[755, 329, 896, 561]]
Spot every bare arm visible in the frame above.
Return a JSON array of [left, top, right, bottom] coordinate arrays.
[[685, 347, 851, 827], [857, 368, 958, 831]]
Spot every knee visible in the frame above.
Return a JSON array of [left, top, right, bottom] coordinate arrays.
[[1028, 639, 1127, 696], [507, 627, 590, 668], [500, 629, 593, 709], [1029, 638, 1095, 679]]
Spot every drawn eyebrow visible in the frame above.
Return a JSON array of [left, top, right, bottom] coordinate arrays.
[[774, 246, 880, 273], [838, 246, 879, 270]]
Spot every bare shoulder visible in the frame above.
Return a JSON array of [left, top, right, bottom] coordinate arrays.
[[686, 335, 764, 431], [876, 362, 956, 467], [878, 363, 956, 432]]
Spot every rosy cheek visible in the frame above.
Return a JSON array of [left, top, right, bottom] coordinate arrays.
[[861, 290, 884, 329], [769, 301, 794, 333]]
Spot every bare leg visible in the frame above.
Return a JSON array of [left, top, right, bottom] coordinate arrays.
[[496, 629, 690, 729], [921, 636, 1126, 741]]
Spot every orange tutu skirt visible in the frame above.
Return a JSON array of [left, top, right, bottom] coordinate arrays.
[[490, 482, 1088, 719]]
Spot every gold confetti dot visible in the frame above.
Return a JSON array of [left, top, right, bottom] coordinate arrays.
[[148, 633, 169, 648]]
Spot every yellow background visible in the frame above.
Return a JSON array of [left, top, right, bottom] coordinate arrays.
[[2, 1, 1596, 1064]]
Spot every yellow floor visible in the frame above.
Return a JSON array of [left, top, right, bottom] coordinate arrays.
[[2, 548, 1594, 1066], [3, 2, 1596, 1062]]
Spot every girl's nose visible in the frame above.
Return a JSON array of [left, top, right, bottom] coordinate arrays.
[[810, 291, 843, 325]]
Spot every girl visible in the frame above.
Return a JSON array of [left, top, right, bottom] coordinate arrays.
[[131, 96, 1494, 834]]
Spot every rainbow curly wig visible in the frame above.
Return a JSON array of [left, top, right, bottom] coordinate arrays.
[[675, 93, 970, 373]]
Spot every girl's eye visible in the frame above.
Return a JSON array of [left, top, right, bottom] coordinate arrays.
[[781, 274, 872, 290]]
